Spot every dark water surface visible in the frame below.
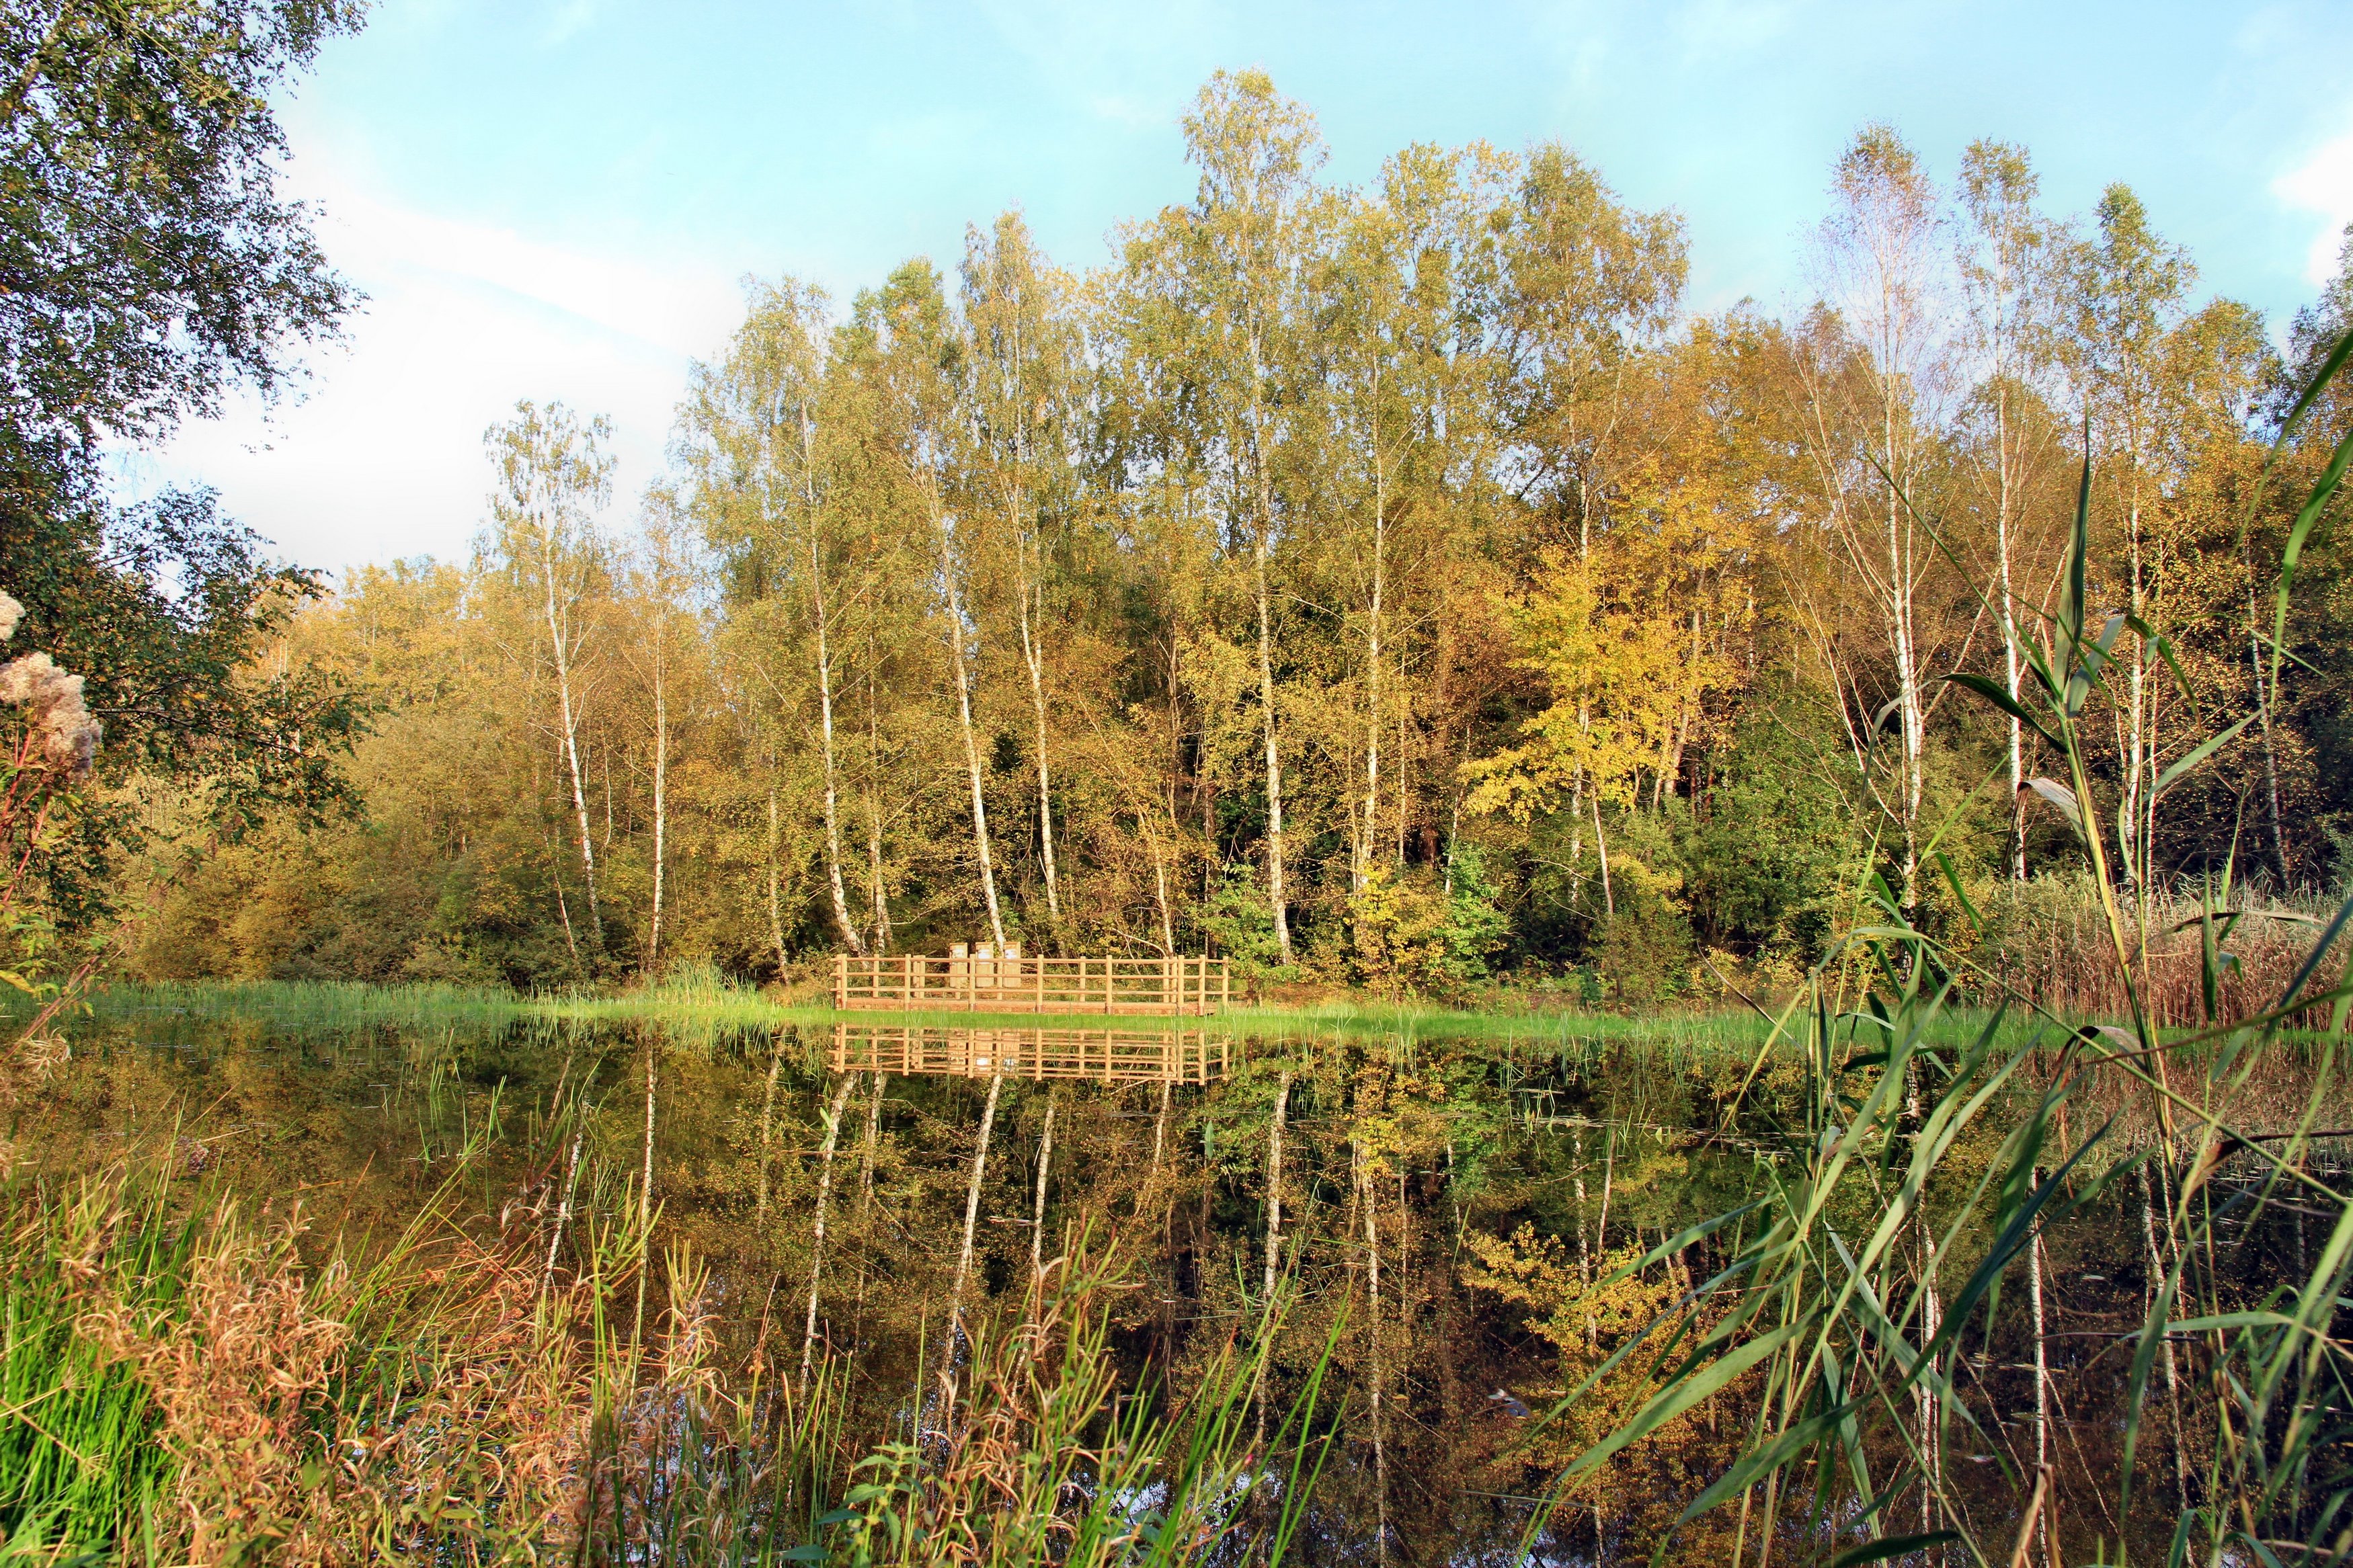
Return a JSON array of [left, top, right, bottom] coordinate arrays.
[[16, 1003, 2340, 1564]]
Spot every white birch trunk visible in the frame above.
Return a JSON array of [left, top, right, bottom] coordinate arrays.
[[1359, 436, 1386, 894], [1357, 1140, 1391, 1567], [647, 652, 667, 967], [543, 534, 602, 950], [1252, 1069, 1291, 1444], [938, 509, 1009, 951], [807, 485, 863, 956], [801, 1074, 858, 1387], [1029, 1091, 1055, 1291], [950, 1073, 1004, 1345], [1016, 527, 1062, 925], [1248, 331, 1293, 963], [764, 780, 787, 972], [1257, 538, 1291, 962], [865, 665, 891, 953]]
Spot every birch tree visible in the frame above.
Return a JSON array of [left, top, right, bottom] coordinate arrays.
[[961, 213, 1085, 934], [627, 495, 701, 968], [1959, 140, 2061, 882], [871, 260, 1010, 950], [1170, 69, 1326, 963], [1800, 126, 1956, 915], [681, 279, 867, 954], [2063, 188, 2191, 895], [487, 400, 613, 960]]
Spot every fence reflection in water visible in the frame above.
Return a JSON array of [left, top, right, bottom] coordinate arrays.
[[828, 1024, 1233, 1085]]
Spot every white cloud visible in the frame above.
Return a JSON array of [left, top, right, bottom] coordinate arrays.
[[135, 179, 742, 580], [2275, 123, 2353, 284]]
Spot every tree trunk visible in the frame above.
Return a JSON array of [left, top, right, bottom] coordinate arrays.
[[2125, 483, 2146, 892], [939, 512, 1009, 951], [543, 539, 602, 951], [1998, 377, 2028, 881], [631, 1038, 655, 1354], [764, 779, 788, 973], [546, 809, 581, 973], [1248, 333, 1293, 963], [1394, 706, 1409, 870], [1029, 1091, 1056, 1295], [2245, 556, 2288, 882], [1016, 532, 1063, 926], [1256, 537, 1291, 962], [647, 651, 668, 968], [1887, 415, 1924, 919], [1593, 796, 1616, 917], [807, 479, 864, 955], [802, 1074, 858, 1388], [1359, 436, 1385, 894], [1356, 1140, 1391, 1567], [1148, 826, 1175, 956], [865, 664, 891, 953], [1918, 1219, 1944, 1533], [951, 1073, 1004, 1345], [1253, 1069, 1292, 1444]]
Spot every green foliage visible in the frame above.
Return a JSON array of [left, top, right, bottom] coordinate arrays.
[[1347, 849, 1509, 997], [0, 0, 362, 457], [1345, 868, 1448, 994], [1589, 855, 1696, 1007], [1441, 845, 1512, 982], [1198, 861, 1288, 977], [1681, 705, 1853, 960], [0, 0, 369, 930]]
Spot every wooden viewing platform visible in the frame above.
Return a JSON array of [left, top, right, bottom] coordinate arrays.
[[830, 1024, 1232, 1085], [832, 947, 1229, 1016]]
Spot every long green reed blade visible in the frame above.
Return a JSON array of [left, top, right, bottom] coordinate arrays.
[[1567, 1319, 1802, 1479], [1829, 1529, 1962, 1567]]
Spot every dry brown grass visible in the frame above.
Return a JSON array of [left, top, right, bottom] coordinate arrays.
[[54, 1183, 676, 1563], [1972, 878, 2347, 1028], [79, 1203, 352, 1559]]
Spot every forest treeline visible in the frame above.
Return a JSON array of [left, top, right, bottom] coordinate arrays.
[[127, 71, 2353, 997]]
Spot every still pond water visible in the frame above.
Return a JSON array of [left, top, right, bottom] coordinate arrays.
[[16, 999, 2333, 1563]]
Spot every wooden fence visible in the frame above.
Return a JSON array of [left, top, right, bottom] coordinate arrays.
[[829, 1024, 1232, 1085], [832, 952, 1228, 1016]]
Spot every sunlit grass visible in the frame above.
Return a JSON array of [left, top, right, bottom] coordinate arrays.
[[52, 976, 2073, 1065]]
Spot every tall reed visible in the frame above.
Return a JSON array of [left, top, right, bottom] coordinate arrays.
[[1542, 333, 2353, 1565]]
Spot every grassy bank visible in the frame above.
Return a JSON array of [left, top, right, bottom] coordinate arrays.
[[56, 973, 2110, 1069], [58, 974, 1812, 1044]]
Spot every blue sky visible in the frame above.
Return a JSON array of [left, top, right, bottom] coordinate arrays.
[[136, 0, 2353, 577]]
